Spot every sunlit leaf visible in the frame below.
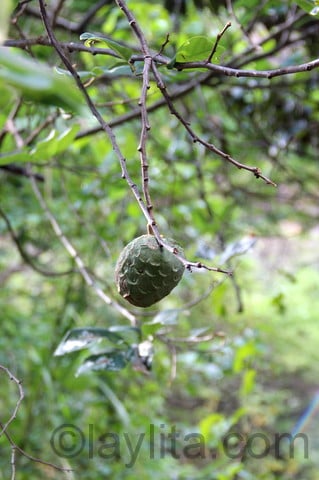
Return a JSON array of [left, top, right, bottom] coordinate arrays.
[[54, 327, 129, 356], [93, 64, 138, 77], [295, 0, 319, 15], [176, 36, 212, 62], [168, 36, 225, 69]]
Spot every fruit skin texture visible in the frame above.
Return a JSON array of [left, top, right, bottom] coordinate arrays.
[[115, 235, 185, 308]]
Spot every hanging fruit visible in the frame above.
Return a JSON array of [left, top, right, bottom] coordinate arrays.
[[115, 234, 185, 307]]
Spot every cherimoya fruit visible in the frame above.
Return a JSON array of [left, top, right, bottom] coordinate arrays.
[[115, 234, 185, 307]]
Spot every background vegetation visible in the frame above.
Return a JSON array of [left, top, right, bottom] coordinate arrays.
[[0, 0, 319, 478]]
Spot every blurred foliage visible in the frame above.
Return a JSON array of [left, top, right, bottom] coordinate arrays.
[[0, 0, 319, 478]]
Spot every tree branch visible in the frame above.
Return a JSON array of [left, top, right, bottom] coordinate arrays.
[[174, 57, 319, 79], [0, 365, 72, 476], [38, 0, 231, 277], [4, 37, 121, 59], [0, 366, 24, 438]]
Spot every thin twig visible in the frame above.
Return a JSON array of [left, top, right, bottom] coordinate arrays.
[[207, 22, 232, 64], [152, 62, 276, 186], [0, 420, 73, 473], [10, 446, 16, 480], [25, 111, 59, 146], [116, 0, 275, 187], [0, 366, 24, 438], [226, 0, 263, 49], [76, 73, 210, 138], [115, 0, 233, 273], [137, 56, 154, 220], [38, 0, 231, 277], [4, 37, 121, 58], [50, 0, 67, 28], [116, 0, 156, 224], [155, 33, 170, 58], [38, 0, 155, 231], [174, 57, 319, 79]]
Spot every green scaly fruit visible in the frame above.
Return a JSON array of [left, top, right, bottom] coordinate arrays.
[[115, 234, 185, 308]]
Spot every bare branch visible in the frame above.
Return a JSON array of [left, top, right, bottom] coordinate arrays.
[[4, 37, 121, 59], [207, 21, 232, 64], [38, 0, 155, 231], [137, 56, 154, 220], [115, 0, 276, 187], [174, 57, 319, 79], [152, 62, 276, 185], [76, 73, 211, 138], [37, 0, 231, 279], [0, 420, 73, 474]]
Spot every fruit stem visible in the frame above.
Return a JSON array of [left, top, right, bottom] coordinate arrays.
[[147, 224, 154, 235]]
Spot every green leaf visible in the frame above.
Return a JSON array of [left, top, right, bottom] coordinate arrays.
[[80, 32, 132, 61], [176, 36, 213, 62], [55, 66, 98, 81], [0, 48, 84, 112], [30, 124, 80, 159], [233, 341, 257, 373], [76, 350, 132, 375], [93, 63, 140, 78], [54, 327, 131, 356]]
